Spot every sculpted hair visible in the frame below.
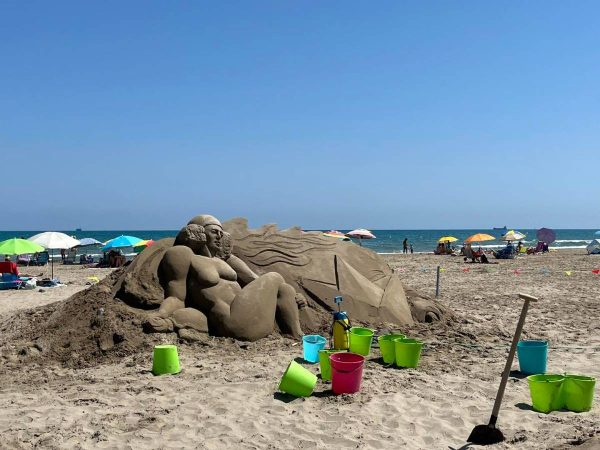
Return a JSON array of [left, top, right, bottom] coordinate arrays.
[[174, 224, 207, 252]]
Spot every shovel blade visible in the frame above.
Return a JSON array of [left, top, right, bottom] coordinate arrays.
[[467, 424, 505, 445]]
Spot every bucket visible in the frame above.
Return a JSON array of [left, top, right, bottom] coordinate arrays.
[[563, 375, 596, 412], [527, 374, 565, 413], [152, 344, 181, 375], [330, 352, 365, 394], [378, 334, 406, 364], [517, 340, 548, 375], [394, 338, 423, 368], [349, 327, 374, 356], [278, 360, 318, 397], [303, 335, 327, 363], [318, 349, 345, 381]]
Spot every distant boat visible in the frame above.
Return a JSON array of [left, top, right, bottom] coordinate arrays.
[[76, 228, 82, 232], [493, 226, 507, 231]]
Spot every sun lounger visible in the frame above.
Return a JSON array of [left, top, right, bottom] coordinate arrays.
[[494, 245, 516, 259]]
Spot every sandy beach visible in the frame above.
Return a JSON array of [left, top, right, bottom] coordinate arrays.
[[0, 250, 598, 449]]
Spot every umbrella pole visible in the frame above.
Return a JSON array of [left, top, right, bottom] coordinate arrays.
[[359, 237, 362, 247], [51, 249, 54, 279]]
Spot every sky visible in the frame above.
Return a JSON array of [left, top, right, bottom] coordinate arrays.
[[1, 1, 599, 230]]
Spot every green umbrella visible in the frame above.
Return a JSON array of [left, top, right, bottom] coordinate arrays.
[[0, 238, 45, 255]]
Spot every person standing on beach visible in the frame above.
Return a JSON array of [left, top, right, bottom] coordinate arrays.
[[403, 238, 409, 254], [410, 243, 414, 254]]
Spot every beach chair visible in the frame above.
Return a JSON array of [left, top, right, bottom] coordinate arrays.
[[0, 262, 23, 290], [64, 250, 76, 265], [494, 245, 516, 260], [31, 251, 49, 266], [16, 254, 33, 266]]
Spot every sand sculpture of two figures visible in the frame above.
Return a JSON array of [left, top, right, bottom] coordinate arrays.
[[119, 214, 447, 342]]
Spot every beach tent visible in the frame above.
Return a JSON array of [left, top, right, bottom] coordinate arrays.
[[587, 239, 600, 255]]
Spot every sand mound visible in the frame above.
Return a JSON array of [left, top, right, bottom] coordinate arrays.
[[0, 271, 154, 369]]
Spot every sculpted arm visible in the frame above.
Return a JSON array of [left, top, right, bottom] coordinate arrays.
[[160, 246, 194, 299], [226, 254, 258, 286]]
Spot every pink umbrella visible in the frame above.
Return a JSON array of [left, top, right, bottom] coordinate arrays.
[[346, 229, 376, 246]]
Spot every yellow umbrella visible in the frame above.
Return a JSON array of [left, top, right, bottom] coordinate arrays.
[[465, 233, 495, 243], [438, 236, 458, 243]]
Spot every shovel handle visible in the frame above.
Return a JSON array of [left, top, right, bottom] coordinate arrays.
[[488, 293, 539, 426], [518, 293, 538, 302]]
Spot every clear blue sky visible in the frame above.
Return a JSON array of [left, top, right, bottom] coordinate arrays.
[[2, 1, 599, 230]]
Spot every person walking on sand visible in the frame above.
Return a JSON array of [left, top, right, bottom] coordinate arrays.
[[403, 238, 409, 254]]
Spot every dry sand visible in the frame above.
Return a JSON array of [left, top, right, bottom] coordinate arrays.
[[0, 251, 598, 449]]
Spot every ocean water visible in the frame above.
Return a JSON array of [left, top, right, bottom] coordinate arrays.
[[0, 228, 597, 254]]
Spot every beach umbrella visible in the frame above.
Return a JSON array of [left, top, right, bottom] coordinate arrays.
[[28, 232, 80, 249], [464, 233, 495, 244], [501, 230, 526, 242], [102, 235, 143, 251], [346, 229, 376, 246], [437, 236, 458, 243], [76, 237, 102, 247], [133, 239, 155, 253], [595, 231, 600, 236], [323, 230, 350, 241], [0, 238, 44, 256], [536, 228, 556, 245], [28, 232, 80, 279]]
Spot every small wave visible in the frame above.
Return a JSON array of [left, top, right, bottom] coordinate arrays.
[[548, 245, 588, 250], [554, 239, 592, 244]]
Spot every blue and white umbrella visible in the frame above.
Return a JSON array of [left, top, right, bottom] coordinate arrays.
[[595, 230, 600, 236], [102, 235, 143, 251], [77, 238, 102, 247]]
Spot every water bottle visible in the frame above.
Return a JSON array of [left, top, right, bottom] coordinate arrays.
[[332, 298, 351, 350]]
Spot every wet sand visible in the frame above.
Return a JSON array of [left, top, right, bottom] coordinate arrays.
[[0, 251, 598, 449]]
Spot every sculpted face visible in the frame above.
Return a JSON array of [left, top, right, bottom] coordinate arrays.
[[205, 224, 224, 257]]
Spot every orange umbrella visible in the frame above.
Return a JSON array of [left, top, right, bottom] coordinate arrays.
[[465, 233, 495, 244]]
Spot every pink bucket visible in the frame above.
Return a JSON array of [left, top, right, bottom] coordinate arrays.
[[330, 352, 365, 394]]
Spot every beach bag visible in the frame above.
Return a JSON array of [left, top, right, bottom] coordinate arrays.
[[22, 277, 37, 290]]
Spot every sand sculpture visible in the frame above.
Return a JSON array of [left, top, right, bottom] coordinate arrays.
[[116, 214, 447, 342], [143, 215, 305, 341]]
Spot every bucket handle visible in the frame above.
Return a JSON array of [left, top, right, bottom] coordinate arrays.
[[333, 363, 363, 375]]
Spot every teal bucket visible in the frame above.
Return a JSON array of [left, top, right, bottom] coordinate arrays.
[[563, 375, 596, 412], [378, 334, 406, 364], [302, 335, 327, 363], [349, 327, 374, 356], [527, 374, 565, 413], [517, 340, 548, 375]]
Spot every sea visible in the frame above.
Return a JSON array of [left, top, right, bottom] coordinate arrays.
[[1, 228, 597, 255]]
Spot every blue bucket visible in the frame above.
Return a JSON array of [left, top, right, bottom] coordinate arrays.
[[517, 340, 548, 375], [303, 335, 327, 363]]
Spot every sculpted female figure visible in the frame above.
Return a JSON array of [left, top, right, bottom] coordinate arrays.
[[144, 215, 304, 341]]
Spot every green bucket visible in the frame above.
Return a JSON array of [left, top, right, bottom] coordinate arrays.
[[152, 344, 181, 375], [278, 360, 317, 397], [394, 338, 423, 368], [378, 334, 406, 364], [318, 349, 345, 381], [349, 327, 375, 356], [527, 374, 565, 413], [563, 375, 596, 412]]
